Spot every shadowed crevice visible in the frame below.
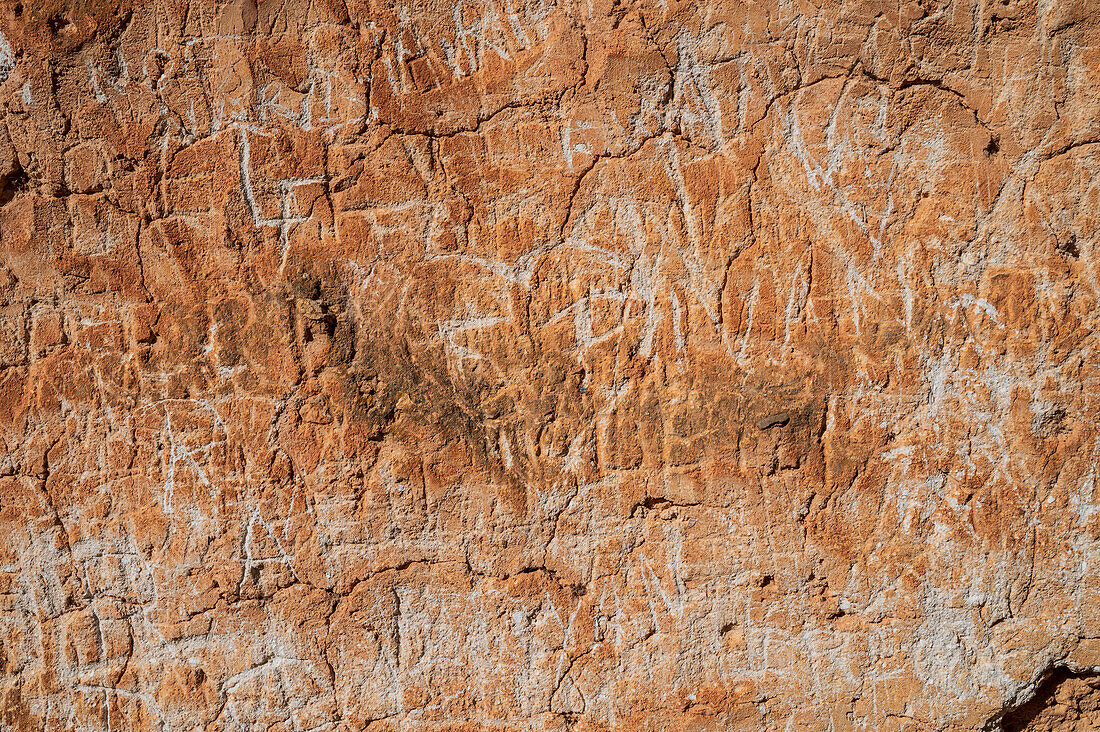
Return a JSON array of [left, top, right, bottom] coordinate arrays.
[[985, 667, 1100, 732]]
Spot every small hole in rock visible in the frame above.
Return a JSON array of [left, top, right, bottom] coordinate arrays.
[[0, 165, 28, 207], [47, 13, 72, 34], [1058, 235, 1079, 259]]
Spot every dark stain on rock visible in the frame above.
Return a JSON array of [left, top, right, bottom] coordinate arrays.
[[756, 412, 790, 430]]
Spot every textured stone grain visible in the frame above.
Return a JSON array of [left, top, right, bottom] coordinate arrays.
[[0, 0, 1098, 730]]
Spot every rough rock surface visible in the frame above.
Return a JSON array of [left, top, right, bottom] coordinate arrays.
[[0, 0, 1098, 729]]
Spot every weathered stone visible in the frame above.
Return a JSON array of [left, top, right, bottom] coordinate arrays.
[[0, 0, 1098, 729]]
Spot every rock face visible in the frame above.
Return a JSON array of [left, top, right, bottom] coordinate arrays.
[[0, 0, 1098, 729]]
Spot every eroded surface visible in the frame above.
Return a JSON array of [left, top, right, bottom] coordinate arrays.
[[0, 0, 1099, 729]]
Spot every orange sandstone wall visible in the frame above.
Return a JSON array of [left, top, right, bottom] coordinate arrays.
[[0, 0, 1098, 729]]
